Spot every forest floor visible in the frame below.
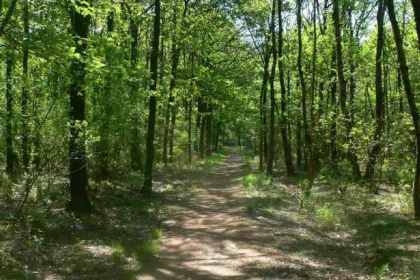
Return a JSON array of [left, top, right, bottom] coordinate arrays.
[[1, 149, 420, 280], [138, 149, 420, 280]]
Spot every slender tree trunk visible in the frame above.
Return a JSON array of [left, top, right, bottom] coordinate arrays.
[[386, 0, 420, 219], [163, 5, 180, 165], [332, 0, 361, 179], [297, 0, 309, 173], [199, 104, 207, 159], [205, 106, 212, 157], [6, 54, 14, 175], [267, 0, 277, 177], [142, 0, 161, 195], [347, 8, 362, 179], [169, 104, 177, 162], [365, 0, 385, 193], [330, 50, 338, 169], [99, 7, 114, 179], [0, 0, 18, 37], [187, 98, 192, 164], [259, 34, 271, 172], [68, 1, 93, 213], [308, 0, 318, 187], [162, 95, 172, 164], [21, 0, 30, 169], [129, 4, 142, 171], [169, 1, 188, 163], [278, 0, 294, 176], [411, 0, 420, 50]]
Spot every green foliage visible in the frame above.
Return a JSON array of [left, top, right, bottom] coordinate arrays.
[[242, 173, 270, 190], [201, 150, 229, 167]]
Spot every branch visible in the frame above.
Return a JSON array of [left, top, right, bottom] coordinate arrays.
[[0, 0, 18, 37]]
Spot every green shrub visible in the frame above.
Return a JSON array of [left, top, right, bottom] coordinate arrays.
[[242, 173, 270, 190], [314, 204, 340, 230]]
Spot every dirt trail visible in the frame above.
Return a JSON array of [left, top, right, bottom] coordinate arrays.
[[137, 151, 365, 280], [136, 152, 284, 280]]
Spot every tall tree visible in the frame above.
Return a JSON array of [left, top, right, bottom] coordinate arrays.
[[411, 0, 420, 50], [6, 52, 14, 175], [129, 0, 142, 172], [332, 0, 361, 179], [68, 0, 93, 213], [266, 0, 277, 176], [21, 0, 30, 169], [386, 0, 420, 219], [278, 0, 294, 176], [259, 32, 271, 172], [308, 0, 317, 187], [365, 0, 385, 192], [297, 0, 309, 172], [98, 3, 114, 179], [0, 0, 17, 37], [143, 0, 161, 195]]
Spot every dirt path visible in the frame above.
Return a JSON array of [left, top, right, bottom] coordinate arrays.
[[137, 151, 369, 280], [136, 152, 283, 280]]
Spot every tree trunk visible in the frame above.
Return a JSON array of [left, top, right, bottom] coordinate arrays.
[[365, 0, 385, 192], [162, 95, 172, 164], [6, 53, 14, 175], [332, 0, 361, 179], [21, 0, 30, 169], [386, 0, 420, 219], [142, 0, 161, 195], [0, 0, 18, 37], [129, 3, 142, 172], [308, 0, 318, 187], [297, 0, 309, 173], [199, 104, 206, 159], [68, 1, 93, 213], [278, 0, 294, 176], [259, 34, 271, 172], [99, 7, 114, 179], [329, 50, 338, 169], [411, 0, 420, 50], [267, 0, 277, 177], [205, 107, 212, 157], [188, 98, 192, 164]]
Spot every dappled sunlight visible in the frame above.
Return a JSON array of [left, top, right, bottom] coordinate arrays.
[[130, 151, 376, 280]]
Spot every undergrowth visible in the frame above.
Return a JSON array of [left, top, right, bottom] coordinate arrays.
[[240, 170, 420, 280]]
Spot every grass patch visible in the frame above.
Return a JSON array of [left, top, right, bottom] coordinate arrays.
[[242, 173, 270, 190], [201, 150, 229, 167], [239, 149, 255, 168]]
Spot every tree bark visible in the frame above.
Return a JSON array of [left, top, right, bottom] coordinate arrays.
[[386, 0, 420, 219], [329, 50, 338, 169], [199, 104, 207, 159], [68, 0, 93, 213], [332, 0, 361, 179], [297, 0, 309, 173], [21, 0, 30, 169], [0, 0, 17, 37], [278, 0, 294, 176], [267, 0, 277, 177], [6, 53, 14, 175], [259, 33, 271, 172], [142, 0, 161, 195], [205, 106, 212, 157], [129, 1, 142, 172], [411, 0, 420, 50], [308, 0, 318, 187], [99, 6, 114, 179], [365, 0, 385, 192]]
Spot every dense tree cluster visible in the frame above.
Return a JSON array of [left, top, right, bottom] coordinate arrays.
[[1, 0, 420, 220]]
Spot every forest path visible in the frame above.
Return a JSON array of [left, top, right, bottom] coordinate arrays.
[[137, 150, 284, 280]]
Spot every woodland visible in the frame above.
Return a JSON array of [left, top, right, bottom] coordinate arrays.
[[1, 0, 420, 279]]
